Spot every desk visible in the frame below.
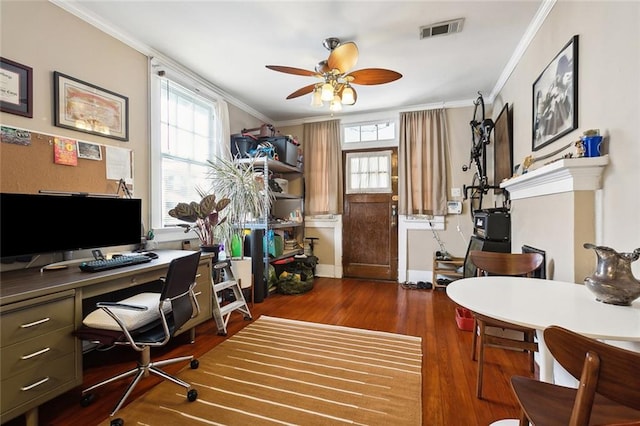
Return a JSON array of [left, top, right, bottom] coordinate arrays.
[[446, 276, 640, 384], [0, 250, 214, 425]]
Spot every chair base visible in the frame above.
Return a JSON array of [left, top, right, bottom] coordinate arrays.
[[81, 348, 197, 417]]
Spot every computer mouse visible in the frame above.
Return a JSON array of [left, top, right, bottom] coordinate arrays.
[[144, 252, 159, 259]]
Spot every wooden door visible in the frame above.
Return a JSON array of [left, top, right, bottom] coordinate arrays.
[[343, 149, 398, 280]]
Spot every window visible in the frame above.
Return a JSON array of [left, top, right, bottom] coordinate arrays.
[[345, 150, 392, 194], [344, 121, 395, 143], [150, 66, 222, 236]]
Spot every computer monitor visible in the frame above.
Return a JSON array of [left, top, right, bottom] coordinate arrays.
[[1, 193, 142, 259]]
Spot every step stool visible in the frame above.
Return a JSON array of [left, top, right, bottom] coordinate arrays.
[[212, 260, 252, 335]]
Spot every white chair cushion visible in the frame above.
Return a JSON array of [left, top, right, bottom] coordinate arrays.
[[83, 292, 172, 331]]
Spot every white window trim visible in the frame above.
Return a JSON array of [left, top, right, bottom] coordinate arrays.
[[341, 117, 399, 151], [345, 150, 393, 194], [148, 58, 223, 242]]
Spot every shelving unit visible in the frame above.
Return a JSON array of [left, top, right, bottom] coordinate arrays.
[[432, 255, 465, 289], [235, 157, 304, 292]]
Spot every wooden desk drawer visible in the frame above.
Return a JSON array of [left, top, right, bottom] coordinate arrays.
[[1, 352, 76, 418], [1, 292, 74, 347], [1, 326, 76, 379], [80, 268, 166, 300]]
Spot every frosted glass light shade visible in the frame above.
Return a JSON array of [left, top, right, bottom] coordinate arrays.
[[341, 86, 355, 105], [321, 82, 334, 101]]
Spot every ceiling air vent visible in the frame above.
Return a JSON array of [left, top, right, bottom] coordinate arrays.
[[420, 18, 465, 39]]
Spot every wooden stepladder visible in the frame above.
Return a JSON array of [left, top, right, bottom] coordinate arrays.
[[211, 260, 252, 335]]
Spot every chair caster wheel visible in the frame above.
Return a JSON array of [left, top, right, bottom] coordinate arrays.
[[187, 388, 198, 402], [190, 359, 199, 369], [244, 316, 252, 321], [80, 393, 95, 407], [217, 331, 227, 336], [110, 418, 124, 426]]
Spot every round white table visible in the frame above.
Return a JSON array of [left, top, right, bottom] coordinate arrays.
[[446, 276, 640, 383]]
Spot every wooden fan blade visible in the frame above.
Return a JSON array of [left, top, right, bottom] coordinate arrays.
[[266, 65, 317, 77], [286, 84, 316, 99], [347, 68, 402, 85], [327, 42, 358, 73]]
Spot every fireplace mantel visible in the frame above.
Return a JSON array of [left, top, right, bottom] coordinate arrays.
[[500, 155, 609, 200]]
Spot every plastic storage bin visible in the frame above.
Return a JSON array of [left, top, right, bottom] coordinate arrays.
[[455, 307, 474, 331], [261, 136, 298, 166]]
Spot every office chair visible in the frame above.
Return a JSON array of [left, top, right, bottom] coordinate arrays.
[[468, 250, 544, 399], [75, 251, 202, 419], [511, 326, 640, 426]]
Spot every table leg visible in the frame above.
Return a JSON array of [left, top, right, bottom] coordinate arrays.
[[536, 328, 554, 383]]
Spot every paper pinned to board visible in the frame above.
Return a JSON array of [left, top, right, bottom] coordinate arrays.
[[105, 145, 132, 182]]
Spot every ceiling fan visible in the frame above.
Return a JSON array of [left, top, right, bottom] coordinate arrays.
[[265, 37, 402, 112]]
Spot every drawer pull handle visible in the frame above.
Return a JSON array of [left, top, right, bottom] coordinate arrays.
[[194, 291, 202, 297], [21, 377, 50, 391], [195, 273, 202, 279], [21, 347, 51, 360], [20, 317, 51, 328]]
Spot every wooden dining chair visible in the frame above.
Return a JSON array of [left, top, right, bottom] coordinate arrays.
[[511, 325, 640, 426], [468, 250, 544, 399]]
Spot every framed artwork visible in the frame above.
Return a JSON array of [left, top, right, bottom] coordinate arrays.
[[493, 103, 513, 192], [77, 141, 102, 160], [54, 71, 129, 141], [532, 35, 578, 151], [0, 57, 33, 118]]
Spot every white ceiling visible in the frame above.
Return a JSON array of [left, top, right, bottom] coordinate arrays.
[[54, 0, 547, 124]]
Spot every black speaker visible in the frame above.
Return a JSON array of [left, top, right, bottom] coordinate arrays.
[[463, 236, 511, 278], [250, 229, 266, 303]]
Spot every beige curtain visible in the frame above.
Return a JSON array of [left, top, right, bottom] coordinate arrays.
[[302, 120, 343, 215], [398, 109, 448, 216]]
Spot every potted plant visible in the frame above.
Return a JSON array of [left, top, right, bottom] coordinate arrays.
[[204, 154, 274, 294], [168, 192, 230, 254], [204, 155, 273, 258]]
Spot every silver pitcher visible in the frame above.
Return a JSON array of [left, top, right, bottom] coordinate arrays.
[[584, 243, 640, 306]]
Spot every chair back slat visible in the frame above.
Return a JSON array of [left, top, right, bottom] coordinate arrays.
[[545, 326, 640, 411], [160, 251, 201, 330], [469, 251, 544, 277]]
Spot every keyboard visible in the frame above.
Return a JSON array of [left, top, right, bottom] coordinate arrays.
[[79, 254, 152, 272]]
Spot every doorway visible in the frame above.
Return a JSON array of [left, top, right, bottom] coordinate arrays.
[[342, 148, 398, 280]]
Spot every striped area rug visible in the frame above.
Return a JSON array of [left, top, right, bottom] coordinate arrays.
[[99, 315, 422, 425]]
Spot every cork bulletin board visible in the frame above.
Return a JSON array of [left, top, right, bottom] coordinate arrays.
[[0, 125, 133, 195]]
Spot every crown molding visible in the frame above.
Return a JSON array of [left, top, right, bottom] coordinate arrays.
[[488, 0, 556, 104], [48, 0, 274, 124]]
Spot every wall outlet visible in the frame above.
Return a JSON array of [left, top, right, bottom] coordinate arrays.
[[451, 187, 461, 197]]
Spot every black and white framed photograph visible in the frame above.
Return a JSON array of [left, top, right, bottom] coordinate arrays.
[[532, 35, 578, 151], [77, 141, 102, 160], [54, 71, 129, 141], [0, 57, 33, 118]]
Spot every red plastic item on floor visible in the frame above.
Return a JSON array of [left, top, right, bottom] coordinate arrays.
[[455, 307, 475, 332]]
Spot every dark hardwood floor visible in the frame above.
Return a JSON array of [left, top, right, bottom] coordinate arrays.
[[7, 277, 534, 426]]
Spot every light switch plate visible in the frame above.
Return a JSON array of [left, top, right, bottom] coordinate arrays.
[[447, 200, 462, 214]]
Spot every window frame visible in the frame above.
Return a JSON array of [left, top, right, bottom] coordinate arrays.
[[345, 150, 393, 194], [149, 60, 223, 242]]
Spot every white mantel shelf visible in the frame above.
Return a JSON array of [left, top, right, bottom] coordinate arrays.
[[500, 155, 609, 200]]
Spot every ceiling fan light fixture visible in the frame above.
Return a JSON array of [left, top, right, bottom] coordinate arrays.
[[341, 85, 355, 105], [311, 87, 323, 107], [329, 94, 342, 112], [321, 82, 334, 101]]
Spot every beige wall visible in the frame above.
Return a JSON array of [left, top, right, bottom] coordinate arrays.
[[497, 1, 640, 280], [0, 0, 148, 211]]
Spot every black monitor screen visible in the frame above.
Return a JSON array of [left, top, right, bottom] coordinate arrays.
[[1, 193, 142, 258]]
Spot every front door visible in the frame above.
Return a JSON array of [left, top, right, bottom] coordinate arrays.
[[343, 148, 398, 281]]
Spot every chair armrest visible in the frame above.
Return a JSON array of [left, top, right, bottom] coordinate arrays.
[[96, 302, 148, 311]]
